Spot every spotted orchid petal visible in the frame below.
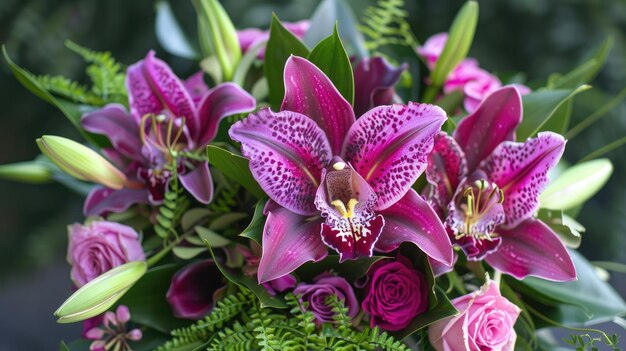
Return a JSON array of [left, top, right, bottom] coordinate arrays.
[[377, 189, 453, 265], [425, 132, 468, 212], [353, 57, 406, 117], [229, 109, 332, 215], [453, 86, 522, 172], [179, 161, 213, 204], [315, 160, 384, 261], [281, 56, 355, 154], [481, 132, 566, 228], [257, 207, 327, 283], [126, 51, 195, 125], [194, 83, 256, 147], [184, 71, 209, 104], [486, 219, 576, 281], [342, 102, 447, 211], [83, 187, 150, 216], [81, 104, 142, 160]]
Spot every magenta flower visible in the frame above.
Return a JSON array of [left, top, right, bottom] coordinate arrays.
[[353, 56, 406, 116], [230, 56, 452, 283], [424, 86, 576, 281], [81, 51, 256, 216], [417, 32, 448, 70], [85, 305, 142, 351], [293, 272, 359, 324], [237, 20, 309, 59]]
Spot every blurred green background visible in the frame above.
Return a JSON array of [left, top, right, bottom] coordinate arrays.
[[0, 0, 624, 349]]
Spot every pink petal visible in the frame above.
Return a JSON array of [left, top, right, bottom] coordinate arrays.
[[353, 56, 406, 116], [184, 71, 209, 103], [377, 189, 453, 265], [425, 132, 468, 212], [127, 328, 143, 341], [229, 108, 332, 215], [83, 187, 151, 216], [81, 104, 142, 159], [194, 82, 256, 146], [115, 305, 131, 324], [342, 102, 447, 210], [281, 56, 355, 154], [257, 207, 327, 283], [453, 86, 522, 172], [481, 132, 565, 228], [416, 32, 448, 70], [486, 219, 576, 281], [179, 161, 213, 204]]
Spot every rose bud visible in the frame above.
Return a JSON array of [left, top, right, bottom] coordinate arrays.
[[293, 272, 358, 324]]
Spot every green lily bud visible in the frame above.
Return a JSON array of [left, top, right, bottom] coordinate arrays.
[[0, 161, 53, 183], [36, 135, 127, 190], [54, 261, 147, 324], [193, 0, 241, 82]]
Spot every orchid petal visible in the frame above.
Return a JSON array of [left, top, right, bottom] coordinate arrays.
[[425, 132, 467, 212], [453, 86, 522, 172], [486, 219, 576, 281], [342, 102, 447, 210], [194, 83, 256, 146], [83, 187, 150, 216], [179, 161, 213, 204], [482, 132, 566, 228], [353, 57, 406, 116], [377, 189, 453, 265], [281, 56, 355, 154], [81, 104, 142, 159], [258, 207, 327, 283], [229, 109, 332, 215], [184, 71, 209, 103]]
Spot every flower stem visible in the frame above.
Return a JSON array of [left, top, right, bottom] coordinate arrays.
[[493, 269, 502, 287], [422, 84, 440, 104]]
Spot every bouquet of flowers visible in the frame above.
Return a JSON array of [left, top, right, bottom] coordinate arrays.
[[2, 0, 625, 350]]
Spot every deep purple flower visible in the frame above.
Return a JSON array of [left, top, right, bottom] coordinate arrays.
[[353, 56, 406, 116], [424, 86, 576, 281], [293, 272, 359, 324], [166, 260, 227, 320], [229, 56, 452, 283], [237, 20, 309, 59], [81, 51, 256, 216], [85, 305, 142, 351], [361, 256, 428, 331]]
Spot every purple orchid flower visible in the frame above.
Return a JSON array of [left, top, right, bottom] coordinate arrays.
[[353, 57, 407, 117], [424, 86, 576, 281], [229, 56, 452, 283], [81, 51, 256, 216]]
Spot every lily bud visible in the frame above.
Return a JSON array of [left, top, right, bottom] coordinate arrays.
[[36, 135, 126, 190], [54, 261, 147, 324], [0, 161, 52, 183]]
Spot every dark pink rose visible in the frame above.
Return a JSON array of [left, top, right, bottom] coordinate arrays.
[[293, 272, 358, 324], [67, 221, 145, 287], [361, 256, 428, 331], [428, 281, 521, 351]]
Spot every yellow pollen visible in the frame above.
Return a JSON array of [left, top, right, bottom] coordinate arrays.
[[331, 198, 359, 219], [332, 161, 346, 171]]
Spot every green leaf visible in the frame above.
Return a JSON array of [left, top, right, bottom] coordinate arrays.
[[205, 242, 287, 308], [155, 1, 199, 59], [579, 135, 626, 163], [308, 25, 354, 105], [265, 13, 310, 108], [181, 208, 211, 231], [538, 209, 584, 249], [206, 145, 265, 199], [304, 0, 367, 58], [172, 246, 207, 259], [60, 341, 70, 351], [117, 264, 190, 333], [540, 99, 572, 136], [233, 40, 266, 87], [517, 85, 591, 140], [298, 255, 387, 282], [430, 1, 479, 86], [549, 37, 613, 89], [0, 160, 53, 183], [540, 159, 613, 210], [195, 226, 231, 247], [239, 200, 266, 245]]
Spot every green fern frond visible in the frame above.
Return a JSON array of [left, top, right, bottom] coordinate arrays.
[[154, 166, 190, 239], [35, 75, 104, 105], [359, 0, 419, 53], [208, 183, 241, 215]]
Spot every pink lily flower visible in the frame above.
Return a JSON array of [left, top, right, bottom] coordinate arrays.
[[80, 51, 256, 216], [230, 56, 453, 283], [424, 86, 576, 281]]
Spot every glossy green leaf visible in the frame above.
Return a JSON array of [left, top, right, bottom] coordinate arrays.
[[430, 1, 479, 86], [0, 161, 53, 183], [540, 159, 613, 210], [155, 1, 199, 59], [195, 226, 231, 247], [517, 85, 591, 140], [540, 99, 572, 136], [538, 209, 584, 249], [549, 37, 612, 89], [265, 13, 310, 108], [206, 145, 265, 199], [55, 261, 147, 323], [239, 200, 266, 245], [308, 25, 354, 105]]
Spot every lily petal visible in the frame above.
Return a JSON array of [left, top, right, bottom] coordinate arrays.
[[184, 71, 209, 103], [481, 132, 566, 228], [453, 86, 522, 172], [83, 187, 150, 216], [81, 104, 142, 159], [486, 219, 576, 281], [194, 83, 256, 146], [353, 57, 406, 117], [257, 207, 327, 283], [281, 56, 355, 154], [342, 102, 447, 210], [377, 189, 453, 265], [179, 161, 213, 204], [229, 109, 332, 215], [425, 132, 468, 212]]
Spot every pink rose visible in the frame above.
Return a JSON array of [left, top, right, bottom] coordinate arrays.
[[361, 256, 428, 331], [67, 221, 145, 287], [417, 32, 448, 70], [428, 281, 521, 351]]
